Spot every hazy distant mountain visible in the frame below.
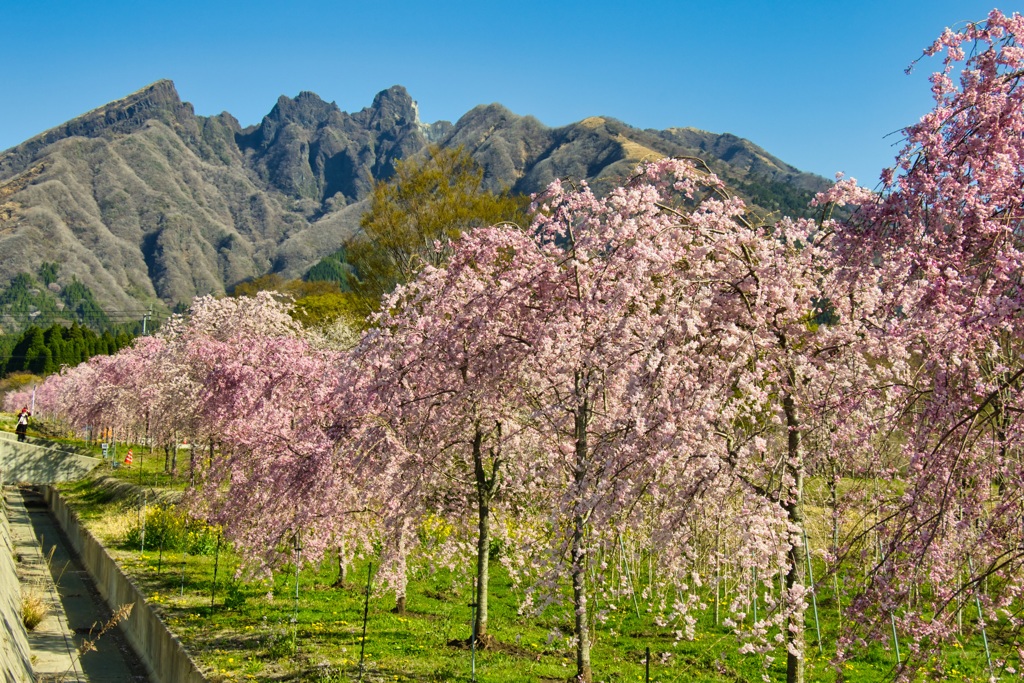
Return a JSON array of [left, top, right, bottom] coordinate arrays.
[[0, 80, 829, 324]]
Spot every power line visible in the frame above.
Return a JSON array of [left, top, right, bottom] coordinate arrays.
[[0, 312, 169, 319], [3, 314, 138, 323], [0, 310, 160, 315]]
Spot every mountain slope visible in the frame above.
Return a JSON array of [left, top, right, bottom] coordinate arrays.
[[0, 80, 829, 326]]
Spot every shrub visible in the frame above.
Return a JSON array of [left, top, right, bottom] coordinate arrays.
[[21, 588, 47, 630], [124, 505, 219, 555]]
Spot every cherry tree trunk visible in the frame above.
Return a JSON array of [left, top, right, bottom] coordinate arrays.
[[783, 390, 806, 683], [333, 542, 347, 588], [572, 400, 593, 683], [571, 513, 592, 683], [474, 493, 491, 639], [394, 525, 408, 614], [473, 430, 492, 638]]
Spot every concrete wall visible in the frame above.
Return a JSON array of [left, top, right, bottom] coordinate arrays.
[[0, 433, 101, 484], [44, 486, 209, 683], [0, 498, 36, 683]]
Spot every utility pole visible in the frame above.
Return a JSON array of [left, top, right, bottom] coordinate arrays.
[[142, 306, 152, 335]]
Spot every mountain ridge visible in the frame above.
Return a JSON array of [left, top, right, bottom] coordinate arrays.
[[0, 80, 830, 329]]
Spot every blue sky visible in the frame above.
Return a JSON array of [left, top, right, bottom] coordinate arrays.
[[1, 1, 1010, 187]]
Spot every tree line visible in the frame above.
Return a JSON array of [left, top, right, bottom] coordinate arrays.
[[0, 322, 134, 376], [0, 265, 115, 331]]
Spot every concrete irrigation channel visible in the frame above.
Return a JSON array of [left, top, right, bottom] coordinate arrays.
[[6, 485, 151, 682], [1, 433, 207, 682]]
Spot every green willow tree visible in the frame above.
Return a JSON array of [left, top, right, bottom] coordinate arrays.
[[345, 145, 529, 308], [231, 275, 365, 332]]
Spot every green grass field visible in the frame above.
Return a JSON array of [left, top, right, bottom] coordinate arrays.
[[17, 430, 1016, 682]]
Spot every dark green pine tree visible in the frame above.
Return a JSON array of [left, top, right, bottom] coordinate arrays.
[[30, 347, 52, 375], [114, 331, 132, 350], [0, 334, 17, 376], [21, 328, 50, 375], [100, 331, 116, 355], [9, 326, 43, 374], [86, 331, 102, 356], [43, 325, 66, 372], [66, 322, 87, 366]]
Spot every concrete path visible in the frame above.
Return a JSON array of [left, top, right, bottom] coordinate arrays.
[[6, 486, 151, 682]]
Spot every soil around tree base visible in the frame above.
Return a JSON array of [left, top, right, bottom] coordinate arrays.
[[446, 633, 539, 659]]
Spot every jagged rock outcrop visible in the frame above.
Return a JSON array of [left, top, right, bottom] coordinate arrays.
[[0, 81, 433, 309], [237, 86, 426, 206], [0, 80, 829, 316]]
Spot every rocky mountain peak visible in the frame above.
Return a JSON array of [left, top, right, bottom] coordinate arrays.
[[357, 85, 419, 130], [265, 91, 342, 128], [0, 79, 192, 180], [115, 79, 186, 115]]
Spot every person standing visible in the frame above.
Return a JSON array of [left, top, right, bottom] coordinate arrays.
[[15, 407, 30, 442]]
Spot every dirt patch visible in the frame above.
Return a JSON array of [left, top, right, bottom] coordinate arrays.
[[423, 587, 456, 601], [0, 163, 46, 200], [446, 633, 542, 659]]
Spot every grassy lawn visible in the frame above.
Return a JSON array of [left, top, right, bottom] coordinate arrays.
[[23, 434, 1014, 682]]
